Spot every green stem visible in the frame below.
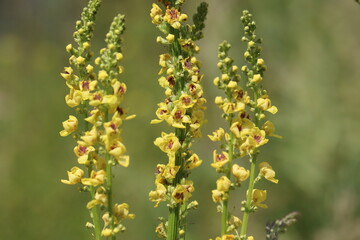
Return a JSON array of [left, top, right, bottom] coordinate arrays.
[[84, 112, 102, 240], [106, 153, 116, 240], [167, 128, 186, 240], [167, 2, 187, 238], [167, 205, 180, 240], [221, 201, 229, 236], [221, 123, 235, 236], [103, 111, 116, 240], [89, 185, 102, 240], [239, 154, 257, 239]]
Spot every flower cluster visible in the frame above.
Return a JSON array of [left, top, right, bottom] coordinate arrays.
[[148, 1, 208, 239], [59, 1, 134, 239], [209, 10, 281, 240]]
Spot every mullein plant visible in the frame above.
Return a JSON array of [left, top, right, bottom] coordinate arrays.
[[59, 0, 135, 239], [148, 0, 208, 239], [209, 10, 281, 240]]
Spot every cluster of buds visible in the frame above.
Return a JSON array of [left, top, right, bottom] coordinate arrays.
[[148, 0, 208, 239], [59, 1, 134, 238], [209, 10, 281, 240]]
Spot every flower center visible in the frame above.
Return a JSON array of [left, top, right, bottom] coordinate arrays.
[[254, 135, 261, 143], [174, 110, 183, 120]]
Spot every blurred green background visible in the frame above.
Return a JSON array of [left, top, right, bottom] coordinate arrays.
[[1, 0, 360, 239]]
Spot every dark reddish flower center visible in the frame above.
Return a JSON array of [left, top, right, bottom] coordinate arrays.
[[169, 9, 179, 20], [254, 135, 261, 143], [110, 123, 117, 131], [174, 192, 184, 200], [216, 153, 226, 162], [167, 76, 175, 86], [184, 60, 192, 69], [117, 107, 124, 115], [236, 90, 244, 99], [181, 97, 191, 105], [174, 110, 183, 120], [168, 140, 174, 149], [118, 85, 125, 94], [78, 145, 87, 155], [94, 94, 101, 100], [82, 81, 90, 90]]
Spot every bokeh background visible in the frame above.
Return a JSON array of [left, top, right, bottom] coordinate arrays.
[[1, 0, 360, 239]]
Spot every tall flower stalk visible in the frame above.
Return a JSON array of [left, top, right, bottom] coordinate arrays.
[[59, 1, 134, 239], [148, 1, 208, 239], [209, 10, 281, 240]]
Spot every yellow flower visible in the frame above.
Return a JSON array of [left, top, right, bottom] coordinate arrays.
[[166, 34, 175, 43], [78, 126, 98, 146], [165, 106, 191, 128], [111, 80, 127, 96], [86, 187, 108, 208], [158, 54, 171, 74], [239, 127, 268, 156], [74, 144, 95, 165], [76, 56, 85, 65], [251, 74, 262, 83], [251, 189, 268, 208], [232, 164, 249, 182], [232, 88, 250, 104], [262, 121, 282, 138], [227, 81, 237, 88], [98, 70, 108, 81], [65, 89, 82, 108], [151, 102, 169, 124], [216, 176, 232, 192], [185, 153, 202, 170], [162, 164, 180, 181], [150, 3, 163, 24], [59, 115, 78, 137], [188, 83, 204, 98], [221, 101, 245, 114], [175, 93, 195, 108], [164, 7, 187, 29], [60, 67, 74, 81], [79, 80, 97, 100], [154, 132, 181, 154], [81, 170, 106, 186], [182, 56, 199, 75], [208, 128, 225, 142], [257, 96, 278, 114], [247, 236, 255, 240], [172, 181, 194, 204], [101, 228, 113, 237], [214, 96, 224, 105], [108, 141, 129, 167], [222, 235, 235, 240], [89, 91, 103, 107], [102, 94, 121, 113], [85, 108, 101, 125], [61, 167, 84, 185], [149, 183, 167, 207], [259, 162, 278, 184], [104, 111, 122, 138], [230, 118, 254, 139], [190, 108, 206, 132], [113, 203, 135, 220], [211, 189, 227, 203], [158, 75, 175, 89], [211, 150, 229, 170], [178, 38, 199, 53]]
